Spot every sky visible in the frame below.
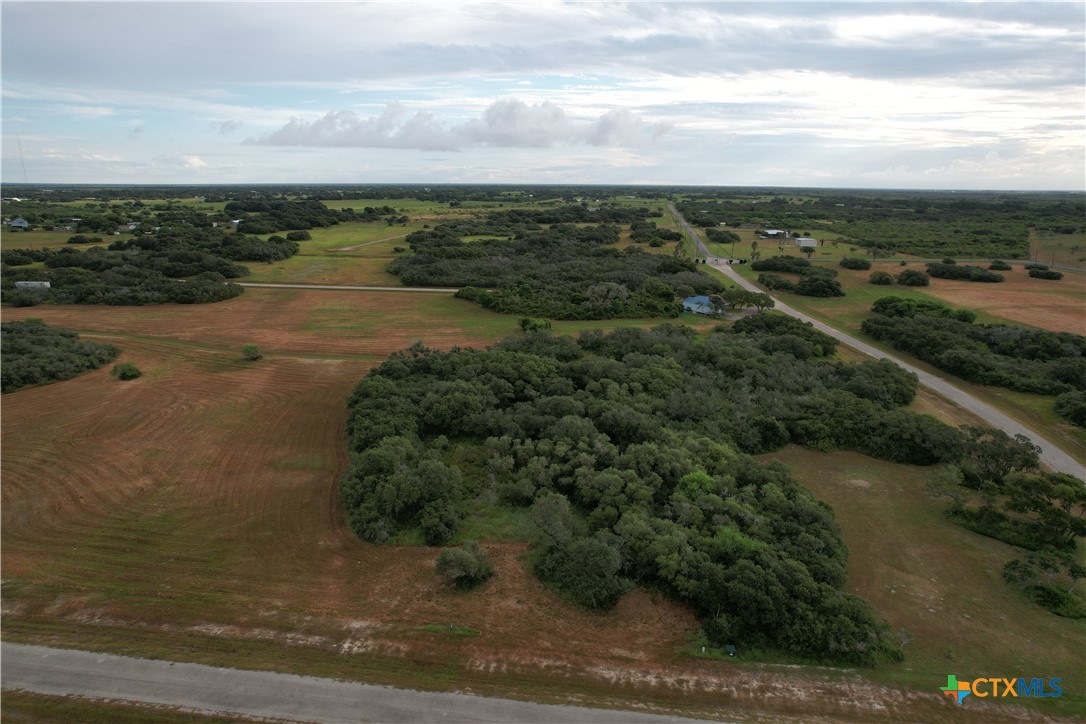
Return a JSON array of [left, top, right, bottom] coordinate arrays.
[[2, 1, 1084, 189]]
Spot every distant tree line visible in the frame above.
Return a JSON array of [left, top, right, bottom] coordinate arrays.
[[342, 319, 1009, 665], [675, 192, 1084, 259], [392, 214, 723, 319], [224, 199, 397, 234], [2, 319, 118, 392]]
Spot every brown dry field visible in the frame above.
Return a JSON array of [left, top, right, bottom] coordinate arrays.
[[920, 266, 1085, 335], [1, 288, 512, 357], [2, 291, 1081, 722]]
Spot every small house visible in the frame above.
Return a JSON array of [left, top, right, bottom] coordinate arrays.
[[9, 217, 29, 231], [763, 229, 786, 238], [14, 281, 50, 290], [795, 237, 818, 249]]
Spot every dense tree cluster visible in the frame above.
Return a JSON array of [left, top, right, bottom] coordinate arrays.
[[224, 199, 374, 234], [393, 218, 722, 319], [1, 227, 299, 306], [751, 256, 811, 274], [755, 261, 845, 298], [926, 261, 1004, 283], [341, 320, 990, 664], [2, 319, 118, 392], [862, 297, 1086, 397], [631, 220, 683, 247]]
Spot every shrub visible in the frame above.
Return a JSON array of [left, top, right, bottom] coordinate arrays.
[[750, 255, 810, 273], [927, 263, 1004, 283], [869, 271, 894, 285], [1054, 390, 1086, 427], [989, 260, 1012, 270], [839, 257, 871, 270], [111, 362, 142, 380], [435, 541, 494, 589], [285, 230, 312, 241], [1029, 268, 1063, 280], [534, 537, 629, 610], [757, 273, 794, 291], [794, 274, 845, 297], [895, 269, 929, 286], [519, 317, 552, 332], [242, 344, 263, 361], [66, 235, 102, 245]]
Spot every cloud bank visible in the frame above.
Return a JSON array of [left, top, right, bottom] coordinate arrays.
[[249, 100, 670, 150]]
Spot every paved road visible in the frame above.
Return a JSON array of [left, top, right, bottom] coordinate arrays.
[[240, 282, 460, 293], [1, 643, 709, 724], [667, 204, 1085, 481]]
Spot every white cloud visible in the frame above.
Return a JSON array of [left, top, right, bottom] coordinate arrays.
[[249, 99, 670, 150]]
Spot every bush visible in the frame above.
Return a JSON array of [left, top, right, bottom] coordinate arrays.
[[66, 235, 102, 245], [869, 271, 894, 285], [242, 344, 263, 361], [1054, 391, 1086, 427], [927, 263, 1004, 283], [519, 317, 552, 332], [111, 362, 142, 380], [794, 274, 845, 297], [751, 256, 810, 274], [839, 257, 871, 270], [757, 273, 794, 291], [285, 230, 312, 242], [1029, 268, 1063, 280], [895, 269, 929, 286], [1003, 553, 1086, 619], [435, 541, 494, 589], [534, 537, 629, 610], [989, 260, 1012, 270]]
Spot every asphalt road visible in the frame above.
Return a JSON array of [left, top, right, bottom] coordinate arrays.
[[667, 204, 1085, 482], [1, 643, 710, 724]]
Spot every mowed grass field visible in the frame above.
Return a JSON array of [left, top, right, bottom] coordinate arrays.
[[242, 223, 419, 287]]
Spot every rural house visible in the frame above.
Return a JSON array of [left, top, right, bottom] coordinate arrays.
[[9, 217, 29, 231]]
